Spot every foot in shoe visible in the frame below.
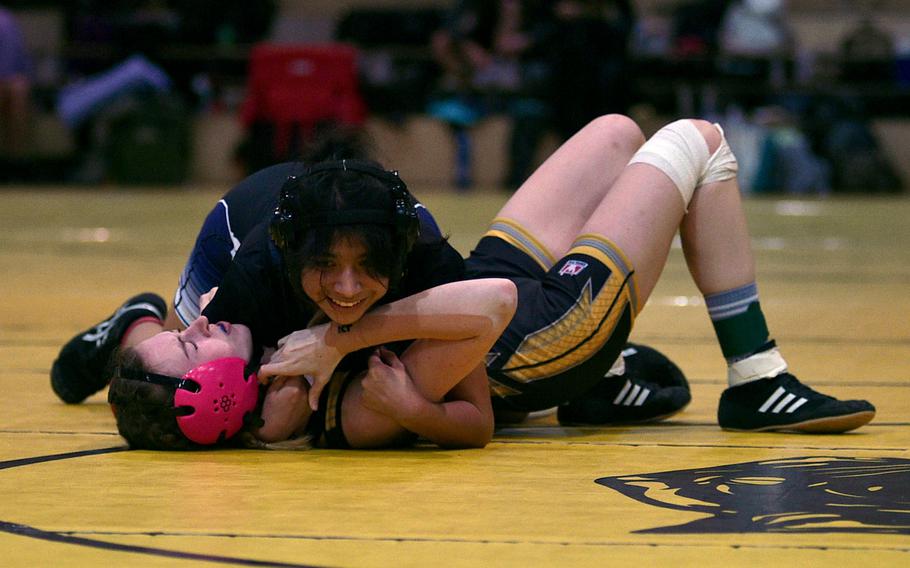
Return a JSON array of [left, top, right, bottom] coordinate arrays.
[[557, 344, 691, 425], [717, 372, 875, 433], [51, 293, 166, 404]]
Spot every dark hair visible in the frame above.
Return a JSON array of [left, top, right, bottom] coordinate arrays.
[[299, 122, 373, 164], [281, 160, 412, 299], [107, 348, 203, 451]]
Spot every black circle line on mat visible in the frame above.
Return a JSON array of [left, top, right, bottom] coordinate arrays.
[[4, 450, 909, 555], [0, 447, 323, 568]]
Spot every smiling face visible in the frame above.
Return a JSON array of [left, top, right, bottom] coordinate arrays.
[[134, 316, 254, 378], [300, 235, 390, 325]]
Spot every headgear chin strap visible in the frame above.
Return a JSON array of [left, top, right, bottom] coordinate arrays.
[[120, 357, 259, 445]]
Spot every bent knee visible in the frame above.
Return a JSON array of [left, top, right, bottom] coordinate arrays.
[[687, 119, 722, 155], [628, 118, 729, 207], [583, 114, 646, 155]]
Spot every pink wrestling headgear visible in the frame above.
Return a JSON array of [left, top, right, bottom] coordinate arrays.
[[120, 357, 259, 445], [175, 358, 260, 444]]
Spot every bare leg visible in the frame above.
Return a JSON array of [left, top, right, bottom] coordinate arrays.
[[494, 114, 645, 260], [575, 119, 722, 306], [679, 162, 755, 294], [523, 116, 875, 433], [621, 121, 876, 433], [483, 118, 716, 427]]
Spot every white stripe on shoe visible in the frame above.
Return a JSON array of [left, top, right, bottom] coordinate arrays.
[[772, 393, 797, 413], [612, 380, 652, 407], [623, 384, 642, 406], [634, 388, 651, 407], [786, 397, 808, 413], [758, 387, 809, 414], [758, 386, 786, 412], [613, 380, 632, 405]]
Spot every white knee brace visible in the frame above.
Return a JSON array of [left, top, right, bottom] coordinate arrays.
[[628, 120, 739, 208]]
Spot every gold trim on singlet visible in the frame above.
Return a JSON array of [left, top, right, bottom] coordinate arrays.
[[499, 233, 639, 383], [484, 217, 557, 271], [488, 376, 524, 398]]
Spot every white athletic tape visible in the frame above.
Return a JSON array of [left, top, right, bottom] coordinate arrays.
[[627, 120, 739, 208], [701, 124, 739, 186], [728, 346, 789, 387], [628, 119, 707, 207]]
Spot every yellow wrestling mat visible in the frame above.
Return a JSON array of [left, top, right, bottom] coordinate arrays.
[[1, 187, 908, 567]]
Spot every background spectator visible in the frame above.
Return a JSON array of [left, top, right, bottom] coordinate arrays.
[[0, 6, 32, 158], [429, 0, 554, 189], [839, 16, 895, 82], [671, 0, 728, 59], [546, 0, 635, 140], [718, 0, 794, 85]]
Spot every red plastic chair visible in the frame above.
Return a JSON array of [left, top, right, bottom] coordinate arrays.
[[240, 43, 367, 156]]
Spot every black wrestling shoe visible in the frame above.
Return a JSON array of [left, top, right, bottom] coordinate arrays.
[[717, 372, 876, 433], [51, 293, 166, 404], [557, 344, 691, 425]]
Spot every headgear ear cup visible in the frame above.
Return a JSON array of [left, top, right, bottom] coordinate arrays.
[[388, 179, 419, 288], [269, 175, 301, 252], [173, 358, 259, 444]]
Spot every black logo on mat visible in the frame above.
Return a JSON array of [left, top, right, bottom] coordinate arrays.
[[596, 456, 910, 534]]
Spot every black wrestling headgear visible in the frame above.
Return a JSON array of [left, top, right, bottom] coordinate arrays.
[[269, 159, 420, 290]]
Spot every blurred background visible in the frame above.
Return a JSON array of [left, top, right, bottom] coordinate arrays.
[[1, 0, 908, 194]]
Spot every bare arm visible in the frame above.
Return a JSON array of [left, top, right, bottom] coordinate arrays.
[[258, 278, 517, 410], [344, 350, 493, 449], [252, 376, 313, 443]]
